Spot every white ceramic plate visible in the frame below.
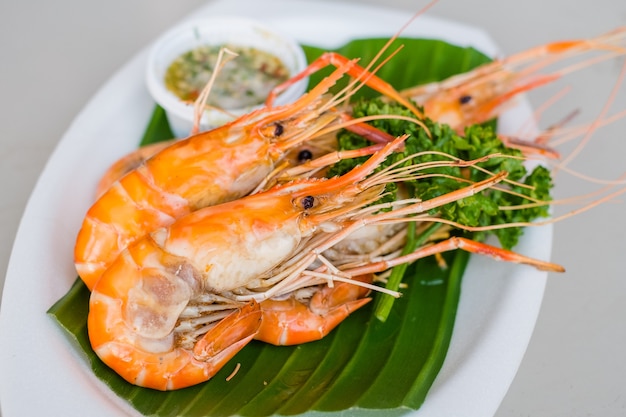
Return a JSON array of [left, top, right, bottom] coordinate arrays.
[[0, 1, 551, 416]]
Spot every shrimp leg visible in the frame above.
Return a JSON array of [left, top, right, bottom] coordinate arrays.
[[340, 236, 565, 276], [253, 232, 562, 348], [254, 229, 563, 347]]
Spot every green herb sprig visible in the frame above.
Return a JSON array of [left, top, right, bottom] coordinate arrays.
[[329, 98, 553, 250], [327, 98, 553, 321]]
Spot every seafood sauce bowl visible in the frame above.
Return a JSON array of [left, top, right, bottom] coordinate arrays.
[[146, 16, 309, 138]]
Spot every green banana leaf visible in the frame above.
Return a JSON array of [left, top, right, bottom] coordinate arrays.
[[48, 38, 491, 416]]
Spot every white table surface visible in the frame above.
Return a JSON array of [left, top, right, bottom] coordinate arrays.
[[1, 0, 625, 416]]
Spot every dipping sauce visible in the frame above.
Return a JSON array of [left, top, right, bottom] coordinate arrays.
[[164, 44, 291, 109]]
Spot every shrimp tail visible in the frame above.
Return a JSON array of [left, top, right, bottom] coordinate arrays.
[[256, 275, 373, 346], [194, 301, 262, 360], [89, 296, 262, 391]]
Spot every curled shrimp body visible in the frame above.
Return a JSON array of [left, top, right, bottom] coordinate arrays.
[[89, 259, 262, 391], [88, 138, 406, 389], [75, 55, 421, 291], [402, 28, 626, 131]]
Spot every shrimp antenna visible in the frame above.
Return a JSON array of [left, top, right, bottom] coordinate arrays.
[[558, 58, 626, 169], [190, 48, 239, 135]]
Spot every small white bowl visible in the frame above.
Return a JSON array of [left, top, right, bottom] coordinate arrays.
[[146, 17, 308, 138]]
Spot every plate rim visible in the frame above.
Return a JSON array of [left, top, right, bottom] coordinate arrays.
[[0, 1, 549, 416]]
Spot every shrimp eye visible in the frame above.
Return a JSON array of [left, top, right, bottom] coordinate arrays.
[[274, 123, 284, 137], [297, 149, 313, 163], [459, 95, 472, 105], [301, 196, 315, 210]]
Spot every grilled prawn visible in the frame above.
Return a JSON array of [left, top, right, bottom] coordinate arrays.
[[88, 136, 563, 390], [75, 55, 421, 290]]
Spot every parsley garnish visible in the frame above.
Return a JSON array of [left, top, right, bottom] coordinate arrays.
[[329, 98, 553, 250], [328, 98, 553, 321]]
